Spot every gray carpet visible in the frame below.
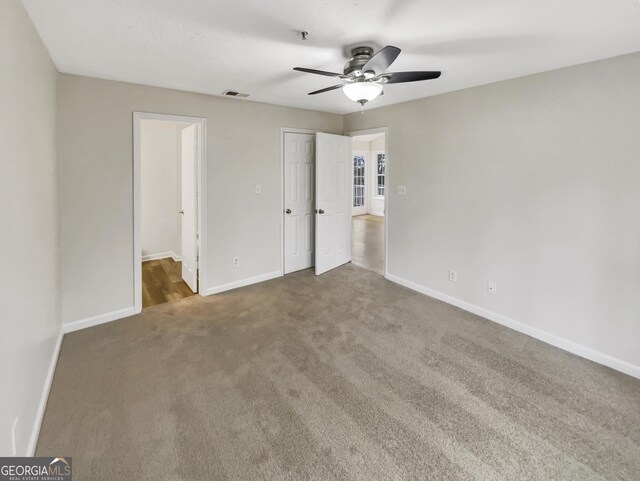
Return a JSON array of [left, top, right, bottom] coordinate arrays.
[[37, 265, 640, 480]]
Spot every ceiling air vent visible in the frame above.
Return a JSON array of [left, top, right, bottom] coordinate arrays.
[[222, 90, 249, 98]]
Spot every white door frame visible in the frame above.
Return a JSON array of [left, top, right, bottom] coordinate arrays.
[[280, 127, 319, 275], [346, 127, 389, 278], [133, 112, 208, 313]]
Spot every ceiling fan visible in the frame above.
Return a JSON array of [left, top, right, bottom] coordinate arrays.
[[293, 45, 441, 107]]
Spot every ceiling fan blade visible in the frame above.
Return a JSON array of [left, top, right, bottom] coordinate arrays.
[[375, 71, 441, 84], [308, 84, 344, 95], [362, 46, 401, 74], [294, 67, 346, 78]]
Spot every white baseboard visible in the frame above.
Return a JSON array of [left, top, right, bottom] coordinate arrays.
[[369, 211, 385, 217], [27, 327, 64, 456], [203, 271, 282, 296], [141, 251, 181, 262], [386, 273, 640, 380], [64, 307, 136, 334]]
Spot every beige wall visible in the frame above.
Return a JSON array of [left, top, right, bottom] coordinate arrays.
[[0, 0, 60, 455], [57, 74, 343, 324], [344, 52, 640, 370]]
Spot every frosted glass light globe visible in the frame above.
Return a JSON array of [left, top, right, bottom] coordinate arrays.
[[343, 82, 383, 104]]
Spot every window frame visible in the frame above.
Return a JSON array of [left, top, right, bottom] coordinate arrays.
[[353, 154, 366, 208], [374, 151, 386, 199]]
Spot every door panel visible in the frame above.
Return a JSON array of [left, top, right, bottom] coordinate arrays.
[[284, 133, 315, 274], [315, 133, 352, 275], [181, 125, 198, 292]]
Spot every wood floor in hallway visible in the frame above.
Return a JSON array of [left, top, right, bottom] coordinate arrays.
[[352, 214, 384, 275], [142, 257, 195, 308]]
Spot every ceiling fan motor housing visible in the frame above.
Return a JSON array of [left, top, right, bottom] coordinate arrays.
[[293, 44, 441, 103], [344, 46, 374, 76]]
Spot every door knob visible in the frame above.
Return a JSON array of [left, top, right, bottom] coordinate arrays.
[[179, 210, 184, 215], [318, 209, 325, 214], [285, 209, 292, 214]]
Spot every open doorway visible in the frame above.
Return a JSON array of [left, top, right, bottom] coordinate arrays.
[[281, 128, 386, 278], [350, 131, 386, 275], [282, 129, 352, 276], [133, 113, 207, 312]]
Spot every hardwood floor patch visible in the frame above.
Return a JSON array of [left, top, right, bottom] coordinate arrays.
[[352, 214, 384, 275], [142, 258, 195, 308]]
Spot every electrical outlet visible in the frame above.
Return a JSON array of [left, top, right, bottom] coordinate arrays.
[[11, 417, 18, 456], [232, 257, 240, 267], [397, 185, 407, 196], [254, 184, 262, 194], [488, 281, 497, 295], [448, 269, 458, 283]]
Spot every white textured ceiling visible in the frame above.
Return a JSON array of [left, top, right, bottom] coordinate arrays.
[[22, 0, 640, 114]]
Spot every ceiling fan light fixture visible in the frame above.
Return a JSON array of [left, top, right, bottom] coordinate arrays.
[[343, 81, 383, 105]]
